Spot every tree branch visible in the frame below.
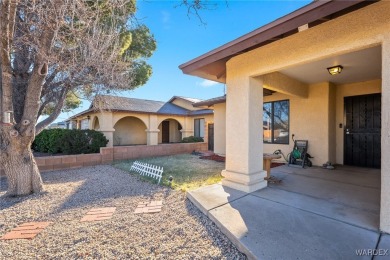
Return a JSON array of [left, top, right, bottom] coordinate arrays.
[[35, 88, 68, 135]]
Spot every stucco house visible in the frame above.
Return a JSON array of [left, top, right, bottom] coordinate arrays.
[[66, 95, 214, 149], [180, 1, 390, 232]]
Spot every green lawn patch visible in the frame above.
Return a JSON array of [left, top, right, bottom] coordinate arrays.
[[113, 154, 224, 191]]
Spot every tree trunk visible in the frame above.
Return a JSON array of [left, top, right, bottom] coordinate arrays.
[[0, 128, 43, 196]]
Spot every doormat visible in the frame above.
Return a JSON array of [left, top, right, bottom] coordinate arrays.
[[0, 222, 52, 240], [80, 207, 116, 222], [134, 201, 163, 214]]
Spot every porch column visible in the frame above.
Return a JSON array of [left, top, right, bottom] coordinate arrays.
[[146, 115, 159, 145], [100, 112, 115, 147], [221, 76, 267, 193], [214, 103, 226, 156], [180, 117, 194, 138], [101, 130, 114, 147], [381, 34, 390, 233]]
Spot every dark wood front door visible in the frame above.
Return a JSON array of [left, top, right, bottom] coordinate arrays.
[[162, 121, 170, 143], [208, 123, 214, 151], [344, 93, 381, 168]]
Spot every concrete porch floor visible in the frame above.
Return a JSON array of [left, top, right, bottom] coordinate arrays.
[[187, 165, 390, 259]]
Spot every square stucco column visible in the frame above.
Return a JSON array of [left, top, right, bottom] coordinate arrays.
[[146, 115, 159, 145], [221, 76, 267, 193], [181, 117, 194, 138], [381, 35, 390, 233], [101, 131, 114, 147], [214, 103, 226, 156], [99, 112, 115, 147]]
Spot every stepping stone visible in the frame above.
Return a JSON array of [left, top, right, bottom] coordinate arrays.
[[0, 222, 52, 240], [134, 201, 163, 214], [80, 207, 116, 222]]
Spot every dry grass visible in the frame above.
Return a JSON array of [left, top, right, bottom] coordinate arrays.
[[114, 154, 225, 191]]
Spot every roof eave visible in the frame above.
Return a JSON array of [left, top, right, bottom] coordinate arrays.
[[179, 0, 372, 81], [193, 96, 227, 108]]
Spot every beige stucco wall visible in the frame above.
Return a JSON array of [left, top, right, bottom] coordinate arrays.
[[328, 83, 337, 165], [225, 0, 390, 167], [381, 33, 390, 234], [113, 117, 147, 145], [73, 111, 214, 147], [261, 80, 381, 166], [263, 82, 334, 166], [214, 103, 226, 155], [335, 80, 382, 164], [222, 1, 390, 230]]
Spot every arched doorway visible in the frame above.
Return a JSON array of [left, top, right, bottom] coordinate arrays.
[[113, 116, 147, 146], [158, 119, 183, 144]]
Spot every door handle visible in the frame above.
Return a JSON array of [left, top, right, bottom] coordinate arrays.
[[346, 129, 350, 135]]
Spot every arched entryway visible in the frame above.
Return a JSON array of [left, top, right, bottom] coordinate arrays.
[[92, 116, 100, 130], [113, 116, 147, 146], [158, 119, 183, 143]]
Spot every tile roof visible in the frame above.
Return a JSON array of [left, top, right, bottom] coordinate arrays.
[[91, 95, 166, 113], [68, 95, 213, 120], [193, 95, 226, 107]]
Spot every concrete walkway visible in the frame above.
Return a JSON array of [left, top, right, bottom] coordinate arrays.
[[187, 165, 389, 259]]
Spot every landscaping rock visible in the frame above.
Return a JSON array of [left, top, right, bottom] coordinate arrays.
[[0, 165, 246, 259]]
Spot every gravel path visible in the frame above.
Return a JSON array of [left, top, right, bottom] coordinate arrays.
[[0, 165, 246, 259]]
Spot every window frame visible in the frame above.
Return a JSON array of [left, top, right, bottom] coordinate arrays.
[[194, 118, 205, 138], [263, 99, 290, 145]]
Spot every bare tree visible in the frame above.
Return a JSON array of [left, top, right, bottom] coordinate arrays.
[[179, 0, 228, 25], [0, 0, 154, 196]]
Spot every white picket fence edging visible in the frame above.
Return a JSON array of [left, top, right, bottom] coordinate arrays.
[[130, 161, 164, 184]]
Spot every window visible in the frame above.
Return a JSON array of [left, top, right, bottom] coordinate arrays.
[[263, 100, 289, 144], [80, 119, 89, 130], [194, 118, 205, 138]]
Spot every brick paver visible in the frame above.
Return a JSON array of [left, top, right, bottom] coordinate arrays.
[[80, 207, 116, 222], [0, 222, 52, 240], [134, 201, 163, 214]]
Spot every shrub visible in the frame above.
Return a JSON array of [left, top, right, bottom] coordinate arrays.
[[181, 136, 204, 143], [33, 129, 108, 154], [32, 129, 67, 154], [61, 129, 109, 154]]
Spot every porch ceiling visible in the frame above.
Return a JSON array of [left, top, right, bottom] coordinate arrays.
[[279, 45, 381, 85]]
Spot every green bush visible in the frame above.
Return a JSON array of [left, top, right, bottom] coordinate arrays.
[[33, 129, 108, 154], [181, 136, 204, 143], [61, 129, 109, 154], [32, 129, 67, 153]]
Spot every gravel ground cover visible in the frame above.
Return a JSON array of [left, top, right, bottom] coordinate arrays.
[[0, 165, 246, 259]]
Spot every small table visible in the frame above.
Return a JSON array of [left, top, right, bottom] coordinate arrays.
[[263, 153, 282, 179]]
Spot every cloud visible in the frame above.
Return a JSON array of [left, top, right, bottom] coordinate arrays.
[[198, 79, 219, 87]]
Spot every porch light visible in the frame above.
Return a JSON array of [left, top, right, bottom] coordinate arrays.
[[327, 65, 343, 75]]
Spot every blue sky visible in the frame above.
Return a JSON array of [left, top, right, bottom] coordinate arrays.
[[54, 0, 311, 123]]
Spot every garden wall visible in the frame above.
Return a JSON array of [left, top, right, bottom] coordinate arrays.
[[0, 142, 208, 175]]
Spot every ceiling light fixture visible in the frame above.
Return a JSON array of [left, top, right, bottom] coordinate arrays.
[[327, 65, 343, 75]]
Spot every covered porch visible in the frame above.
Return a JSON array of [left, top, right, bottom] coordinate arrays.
[[180, 1, 390, 233], [188, 165, 383, 259]]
